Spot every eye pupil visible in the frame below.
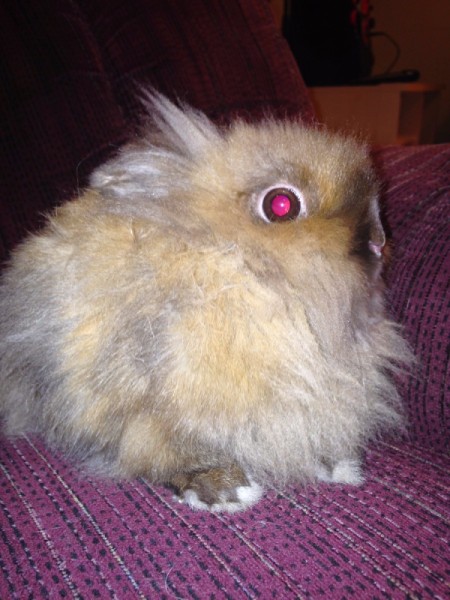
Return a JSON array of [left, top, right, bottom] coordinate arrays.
[[271, 194, 291, 217], [262, 187, 301, 222]]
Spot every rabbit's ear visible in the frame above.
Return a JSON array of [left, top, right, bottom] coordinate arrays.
[[142, 90, 221, 157], [90, 91, 221, 199], [367, 197, 386, 258]]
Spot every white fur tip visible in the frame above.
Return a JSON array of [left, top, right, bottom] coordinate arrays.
[[175, 480, 263, 513], [316, 458, 365, 486]]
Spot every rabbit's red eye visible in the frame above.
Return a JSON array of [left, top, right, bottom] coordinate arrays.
[[262, 188, 301, 222]]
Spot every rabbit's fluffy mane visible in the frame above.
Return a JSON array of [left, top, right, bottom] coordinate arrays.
[[0, 93, 409, 485]]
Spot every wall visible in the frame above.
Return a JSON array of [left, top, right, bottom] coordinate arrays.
[[371, 0, 450, 142]]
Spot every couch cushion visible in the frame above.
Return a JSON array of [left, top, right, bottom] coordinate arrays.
[[76, 0, 315, 125], [0, 434, 448, 598], [0, 0, 128, 260]]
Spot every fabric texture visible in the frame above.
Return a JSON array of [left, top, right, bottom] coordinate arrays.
[[76, 0, 314, 125], [0, 1, 449, 598], [0, 435, 448, 599], [376, 144, 450, 451]]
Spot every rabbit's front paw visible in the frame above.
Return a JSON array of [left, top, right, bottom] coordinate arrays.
[[170, 464, 263, 512]]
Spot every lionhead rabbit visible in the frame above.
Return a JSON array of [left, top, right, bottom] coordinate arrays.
[[0, 92, 409, 512]]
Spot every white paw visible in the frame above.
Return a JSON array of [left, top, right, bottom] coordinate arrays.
[[316, 458, 364, 486], [175, 480, 263, 513]]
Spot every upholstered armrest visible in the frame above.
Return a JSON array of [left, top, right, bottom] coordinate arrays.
[[374, 144, 450, 449]]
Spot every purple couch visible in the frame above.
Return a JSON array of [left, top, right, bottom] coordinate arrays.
[[0, 1, 448, 598]]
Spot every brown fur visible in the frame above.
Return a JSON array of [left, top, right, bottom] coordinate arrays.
[[0, 93, 409, 511]]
